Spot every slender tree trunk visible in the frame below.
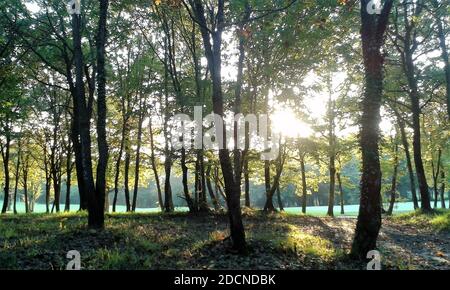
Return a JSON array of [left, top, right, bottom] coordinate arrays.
[[132, 109, 144, 212], [13, 141, 21, 214], [71, 120, 87, 210], [72, 13, 96, 214], [264, 161, 275, 211], [65, 162, 72, 212], [213, 166, 227, 205], [206, 163, 219, 211], [1, 135, 11, 214], [387, 141, 399, 216], [149, 117, 163, 211], [264, 144, 286, 211], [113, 112, 126, 212], [408, 78, 432, 211], [409, 90, 432, 211], [124, 144, 131, 212], [197, 150, 208, 212], [432, 0, 450, 119], [300, 156, 307, 214], [327, 164, 336, 216], [231, 3, 250, 214], [440, 169, 446, 209], [244, 157, 250, 207], [276, 186, 284, 211], [327, 86, 336, 217], [22, 155, 29, 214], [52, 171, 61, 213], [191, 0, 246, 252], [194, 158, 199, 209], [105, 189, 110, 212], [162, 46, 173, 213], [163, 85, 173, 213], [181, 148, 195, 212], [45, 175, 51, 213], [327, 151, 336, 217], [351, 0, 393, 260], [163, 151, 173, 212], [337, 172, 345, 215], [92, 0, 109, 228], [397, 2, 432, 211], [397, 115, 419, 209], [431, 149, 441, 209]]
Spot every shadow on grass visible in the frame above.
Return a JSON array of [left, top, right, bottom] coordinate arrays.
[[0, 211, 366, 270]]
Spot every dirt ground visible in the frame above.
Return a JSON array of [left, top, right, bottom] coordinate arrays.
[[283, 215, 450, 270]]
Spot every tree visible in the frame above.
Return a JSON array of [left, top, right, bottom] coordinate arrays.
[[91, 0, 110, 228], [389, 1, 432, 211], [387, 131, 400, 215], [431, 0, 450, 119], [187, 0, 246, 252], [351, 0, 394, 260]]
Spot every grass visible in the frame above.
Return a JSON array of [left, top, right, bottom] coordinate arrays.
[[0, 209, 448, 270], [392, 209, 450, 232], [0, 210, 352, 270]]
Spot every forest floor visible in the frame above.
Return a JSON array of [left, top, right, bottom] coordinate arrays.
[[0, 209, 449, 270]]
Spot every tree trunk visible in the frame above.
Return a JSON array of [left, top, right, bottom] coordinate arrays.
[[337, 172, 344, 215], [408, 74, 432, 211], [194, 158, 199, 209], [276, 186, 284, 211], [124, 145, 131, 212], [431, 149, 442, 209], [132, 108, 144, 212], [92, 0, 109, 228], [300, 156, 307, 214], [52, 170, 61, 213], [231, 4, 250, 213], [181, 148, 195, 212], [351, 0, 393, 260], [163, 151, 173, 212], [71, 120, 87, 210], [264, 144, 286, 211], [45, 175, 51, 213], [191, 0, 246, 252], [22, 155, 29, 213], [244, 157, 250, 207], [12, 140, 21, 214], [65, 163, 72, 212], [197, 150, 208, 212], [440, 169, 446, 209], [206, 163, 220, 211], [327, 86, 336, 217], [387, 141, 399, 216], [104, 190, 110, 212], [397, 115, 419, 209], [113, 110, 126, 212], [149, 116, 163, 211], [162, 43, 173, 213], [72, 13, 96, 215], [397, 1, 432, 211], [433, 0, 450, 119], [327, 153, 336, 217], [65, 143, 73, 212], [1, 134, 11, 214]]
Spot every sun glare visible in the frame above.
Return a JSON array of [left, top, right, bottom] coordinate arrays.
[[272, 109, 313, 138]]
